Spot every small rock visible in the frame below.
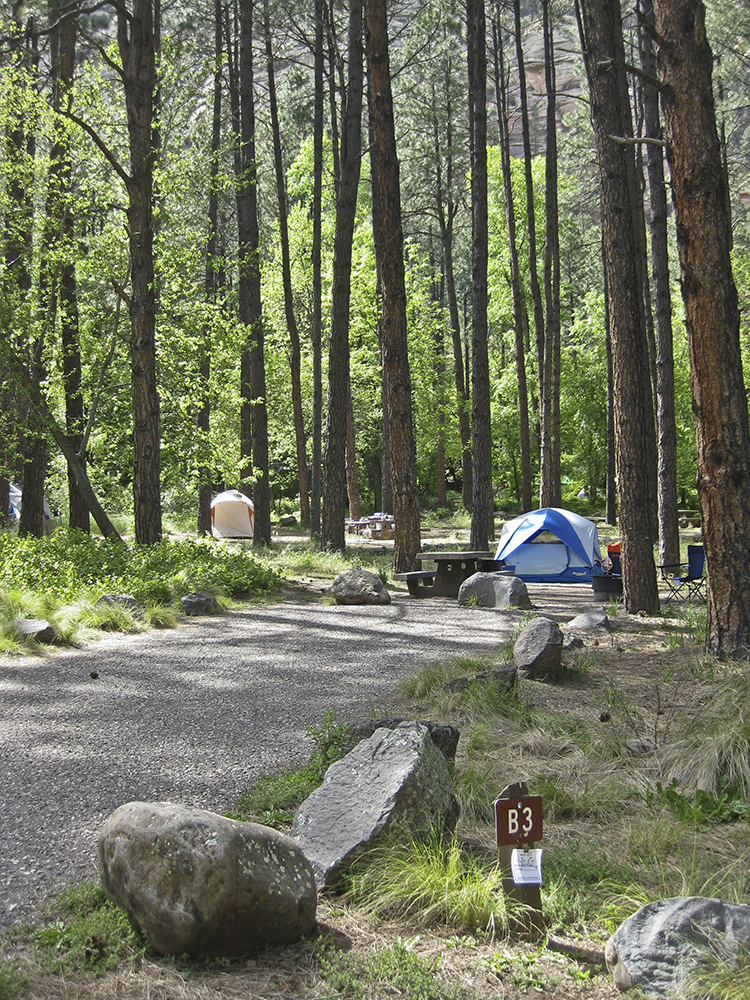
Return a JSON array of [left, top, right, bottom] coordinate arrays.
[[566, 607, 611, 632], [513, 617, 563, 679], [12, 618, 58, 644], [563, 636, 585, 652], [180, 591, 221, 616], [279, 515, 297, 527], [458, 572, 532, 609], [331, 569, 390, 606]]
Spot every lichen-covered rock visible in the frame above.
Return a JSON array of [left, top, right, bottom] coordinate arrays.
[[99, 801, 316, 957], [291, 722, 458, 888], [331, 569, 391, 605]]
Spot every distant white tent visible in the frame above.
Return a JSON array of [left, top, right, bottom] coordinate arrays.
[[211, 490, 254, 539]]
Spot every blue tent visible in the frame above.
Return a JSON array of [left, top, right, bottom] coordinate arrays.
[[495, 508, 603, 583]]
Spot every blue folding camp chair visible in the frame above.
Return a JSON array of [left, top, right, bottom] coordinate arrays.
[[660, 544, 706, 603]]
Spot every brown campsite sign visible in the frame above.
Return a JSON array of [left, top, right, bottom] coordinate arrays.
[[494, 794, 543, 847]]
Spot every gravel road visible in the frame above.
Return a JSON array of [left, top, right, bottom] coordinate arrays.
[[0, 588, 593, 928]]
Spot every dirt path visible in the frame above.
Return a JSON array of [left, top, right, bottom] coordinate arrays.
[[0, 584, 600, 928]]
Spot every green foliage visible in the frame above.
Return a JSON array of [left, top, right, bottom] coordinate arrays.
[[485, 949, 548, 993], [307, 710, 352, 781], [344, 834, 507, 934], [30, 880, 146, 976], [233, 763, 320, 827], [315, 937, 463, 1000], [0, 963, 26, 1000], [644, 778, 750, 827], [233, 711, 350, 825], [0, 530, 279, 606]]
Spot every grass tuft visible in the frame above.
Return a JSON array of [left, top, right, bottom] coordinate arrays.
[[343, 834, 508, 933]]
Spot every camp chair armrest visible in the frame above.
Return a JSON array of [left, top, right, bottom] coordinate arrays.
[[659, 562, 687, 578]]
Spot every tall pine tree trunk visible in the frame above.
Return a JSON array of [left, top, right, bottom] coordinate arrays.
[[540, 0, 561, 509], [310, 0, 324, 536], [119, 0, 162, 544], [639, 0, 679, 569], [579, 0, 659, 613], [655, 0, 750, 654], [236, 0, 270, 545], [321, 0, 364, 551], [468, 0, 492, 549], [197, 0, 223, 536], [264, 0, 309, 526], [367, 0, 421, 572]]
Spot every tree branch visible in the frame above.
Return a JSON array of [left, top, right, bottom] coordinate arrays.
[[59, 108, 132, 189]]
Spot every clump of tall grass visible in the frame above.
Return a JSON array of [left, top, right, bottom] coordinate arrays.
[[343, 834, 508, 933]]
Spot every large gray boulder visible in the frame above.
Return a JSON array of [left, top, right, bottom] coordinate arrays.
[[606, 897, 750, 997], [99, 801, 316, 957], [513, 616, 563, 679], [291, 722, 458, 888], [331, 569, 391, 605], [458, 572, 532, 609]]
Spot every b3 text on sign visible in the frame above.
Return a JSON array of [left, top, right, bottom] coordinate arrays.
[[494, 795, 543, 847]]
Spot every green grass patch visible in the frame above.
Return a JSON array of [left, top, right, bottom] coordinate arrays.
[[12, 880, 146, 978], [233, 711, 351, 825], [343, 835, 507, 934], [316, 937, 465, 1000]]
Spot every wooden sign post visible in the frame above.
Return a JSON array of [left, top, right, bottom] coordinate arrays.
[[494, 781, 545, 938]]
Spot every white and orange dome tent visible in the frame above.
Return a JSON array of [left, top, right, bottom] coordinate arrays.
[[210, 490, 254, 539]]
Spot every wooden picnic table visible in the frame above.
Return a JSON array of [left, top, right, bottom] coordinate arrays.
[[394, 550, 502, 598]]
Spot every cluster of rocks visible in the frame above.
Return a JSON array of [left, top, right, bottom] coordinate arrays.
[[99, 719, 458, 957]]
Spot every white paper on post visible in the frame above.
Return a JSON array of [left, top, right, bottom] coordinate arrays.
[[511, 848, 543, 885]]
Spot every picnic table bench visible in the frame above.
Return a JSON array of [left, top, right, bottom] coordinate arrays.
[[394, 550, 502, 598]]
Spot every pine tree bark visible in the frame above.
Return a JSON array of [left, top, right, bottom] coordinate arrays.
[[540, 0, 561, 509], [197, 0, 223, 537], [264, 0, 309, 526], [118, 0, 162, 545], [322, 0, 364, 551], [467, 0, 492, 550], [367, 0, 421, 572], [638, 0, 679, 570], [310, 0, 324, 536], [236, 0, 270, 545], [654, 0, 750, 654], [579, 0, 659, 613]]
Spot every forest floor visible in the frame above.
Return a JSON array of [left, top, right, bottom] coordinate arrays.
[[4, 526, 745, 1000]]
